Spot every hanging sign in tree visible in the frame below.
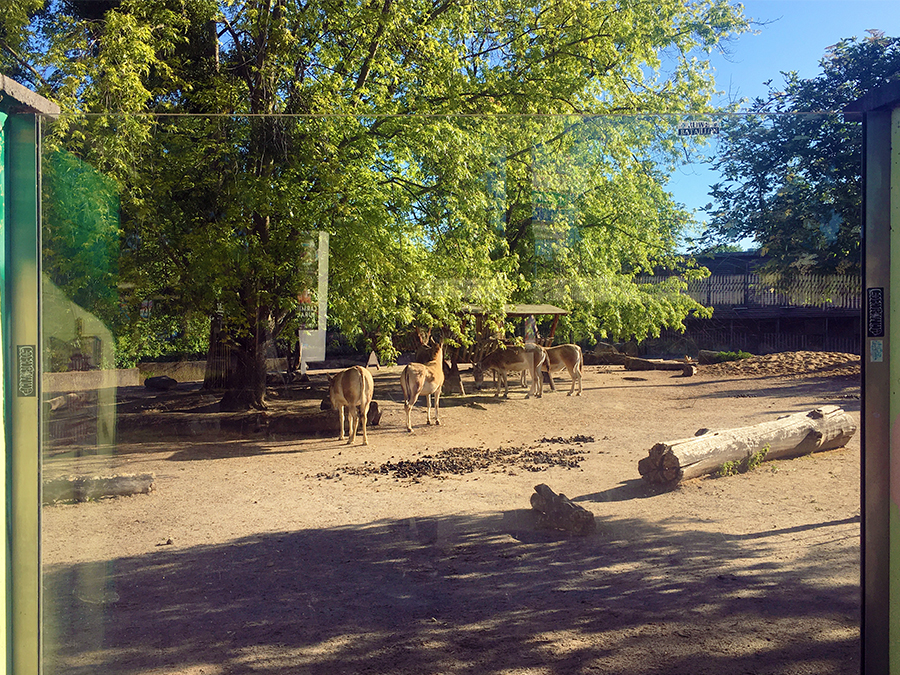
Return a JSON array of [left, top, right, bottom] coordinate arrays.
[[677, 121, 720, 136]]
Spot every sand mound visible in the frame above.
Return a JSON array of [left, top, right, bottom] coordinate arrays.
[[700, 351, 861, 379]]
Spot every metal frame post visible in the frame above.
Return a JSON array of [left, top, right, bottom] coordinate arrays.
[[847, 80, 900, 675], [3, 109, 42, 675]]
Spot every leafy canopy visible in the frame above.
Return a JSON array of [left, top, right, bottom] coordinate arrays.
[[700, 31, 900, 274], [21, 0, 748, 376]]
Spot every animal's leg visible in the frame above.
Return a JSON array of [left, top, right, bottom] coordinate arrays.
[[405, 399, 414, 432], [575, 356, 583, 395], [359, 403, 369, 445], [547, 369, 557, 392], [347, 406, 358, 444], [434, 390, 441, 425], [401, 374, 413, 432], [525, 357, 535, 398], [338, 406, 346, 440], [425, 393, 433, 425]]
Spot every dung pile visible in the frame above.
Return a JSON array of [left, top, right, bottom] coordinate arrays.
[[317, 436, 595, 481]]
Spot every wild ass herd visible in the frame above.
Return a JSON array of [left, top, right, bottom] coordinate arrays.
[[326, 340, 584, 445]]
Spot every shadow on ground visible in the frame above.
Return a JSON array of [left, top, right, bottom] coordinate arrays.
[[44, 509, 859, 675]]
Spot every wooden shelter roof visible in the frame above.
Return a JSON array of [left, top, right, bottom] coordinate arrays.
[[462, 303, 568, 317], [0, 75, 60, 116]]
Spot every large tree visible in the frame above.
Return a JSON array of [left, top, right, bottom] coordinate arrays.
[[14, 0, 748, 408], [700, 31, 900, 274]]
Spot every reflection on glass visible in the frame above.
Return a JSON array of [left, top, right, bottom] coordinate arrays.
[[39, 114, 861, 674]]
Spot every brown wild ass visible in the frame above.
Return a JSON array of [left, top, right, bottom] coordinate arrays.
[[473, 343, 547, 398], [542, 343, 584, 396], [327, 365, 376, 445], [401, 339, 445, 431]]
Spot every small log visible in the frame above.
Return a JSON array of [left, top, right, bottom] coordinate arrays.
[[530, 483, 596, 535], [44, 392, 83, 413], [624, 357, 695, 377], [43, 473, 155, 504], [638, 405, 857, 485]]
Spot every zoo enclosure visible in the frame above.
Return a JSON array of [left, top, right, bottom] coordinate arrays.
[[640, 270, 862, 355]]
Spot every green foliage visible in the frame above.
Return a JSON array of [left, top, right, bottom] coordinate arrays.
[[717, 445, 769, 477], [712, 350, 752, 363], [41, 148, 121, 325], [114, 312, 210, 368], [27, 0, 750, 393], [693, 243, 749, 255], [0, 0, 44, 80], [701, 32, 900, 274]]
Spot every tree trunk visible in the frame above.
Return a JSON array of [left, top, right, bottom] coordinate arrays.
[[218, 330, 269, 411], [203, 315, 231, 390], [638, 405, 857, 485]]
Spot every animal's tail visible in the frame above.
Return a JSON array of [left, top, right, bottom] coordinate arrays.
[[575, 345, 584, 374], [400, 366, 413, 405]]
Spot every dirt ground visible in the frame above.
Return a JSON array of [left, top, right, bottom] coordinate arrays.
[[41, 351, 862, 675]]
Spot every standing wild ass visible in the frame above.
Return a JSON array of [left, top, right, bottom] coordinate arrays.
[[542, 343, 584, 396], [327, 365, 376, 445], [401, 339, 445, 431], [473, 343, 547, 398]]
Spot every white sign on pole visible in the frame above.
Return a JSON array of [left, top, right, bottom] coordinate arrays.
[[298, 232, 329, 363]]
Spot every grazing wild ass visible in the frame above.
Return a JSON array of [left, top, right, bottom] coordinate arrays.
[[473, 343, 547, 398], [542, 343, 584, 396], [401, 339, 445, 431], [327, 365, 376, 445]]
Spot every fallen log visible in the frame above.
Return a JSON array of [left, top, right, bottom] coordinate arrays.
[[43, 472, 155, 504], [624, 357, 696, 377], [698, 349, 722, 365], [587, 352, 629, 366], [638, 405, 857, 485], [530, 483, 596, 535]]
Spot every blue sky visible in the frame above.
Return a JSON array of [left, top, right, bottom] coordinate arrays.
[[710, 0, 898, 105], [668, 0, 899, 244]]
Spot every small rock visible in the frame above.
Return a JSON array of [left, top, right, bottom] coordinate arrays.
[[145, 375, 178, 391]]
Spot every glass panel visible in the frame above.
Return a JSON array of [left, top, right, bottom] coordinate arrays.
[[40, 113, 861, 674]]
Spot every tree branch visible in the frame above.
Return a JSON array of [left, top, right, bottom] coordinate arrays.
[[354, 0, 393, 99], [0, 41, 50, 90]]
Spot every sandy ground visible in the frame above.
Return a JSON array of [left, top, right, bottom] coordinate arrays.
[[41, 352, 862, 675]]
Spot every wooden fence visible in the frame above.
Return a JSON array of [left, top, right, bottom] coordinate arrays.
[[639, 271, 862, 355], [637, 273, 861, 310], [653, 327, 861, 356]]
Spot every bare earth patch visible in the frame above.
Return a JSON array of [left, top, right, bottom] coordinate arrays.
[[41, 352, 861, 675], [701, 350, 861, 379]]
